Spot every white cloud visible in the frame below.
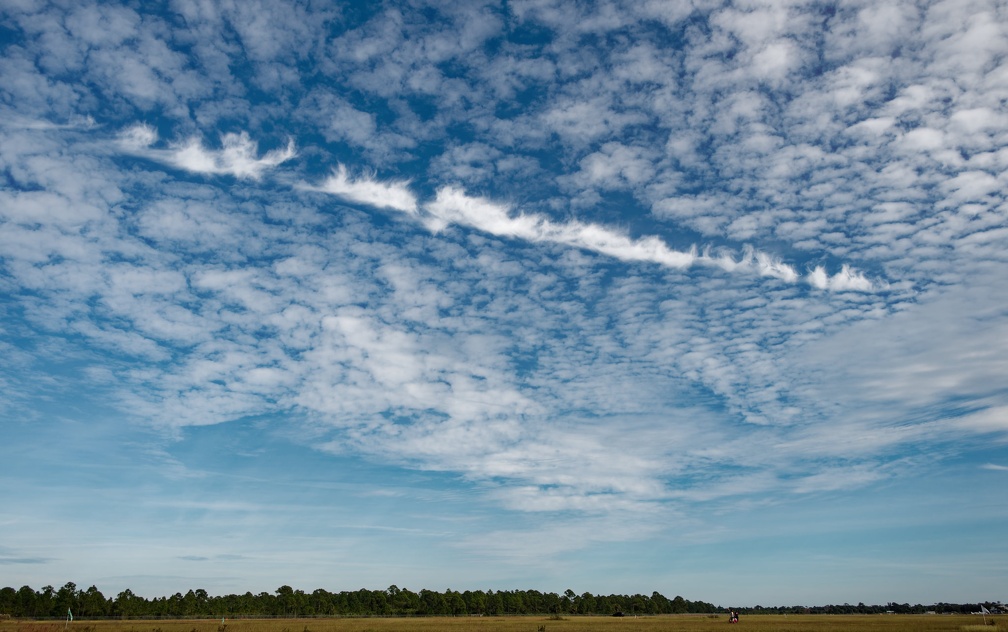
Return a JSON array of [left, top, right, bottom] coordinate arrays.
[[119, 125, 295, 179], [422, 185, 696, 267], [952, 405, 1008, 434], [751, 40, 799, 83], [311, 164, 418, 214], [781, 270, 1008, 459], [306, 172, 880, 290], [421, 186, 877, 289], [119, 122, 158, 149], [541, 97, 648, 146], [950, 107, 1004, 134], [567, 142, 658, 190], [807, 264, 875, 292], [170, 133, 295, 180]]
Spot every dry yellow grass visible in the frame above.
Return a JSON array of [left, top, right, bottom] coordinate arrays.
[[1, 615, 1001, 632]]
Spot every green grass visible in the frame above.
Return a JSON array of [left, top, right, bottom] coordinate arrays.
[[1, 615, 1001, 632]]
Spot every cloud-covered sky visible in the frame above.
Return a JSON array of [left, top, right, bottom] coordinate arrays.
[[2, 0, 1006, 606]]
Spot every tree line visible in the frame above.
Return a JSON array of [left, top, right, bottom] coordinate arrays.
[[1, 584, 997, 619], [730, 603, 1001, 615], [0, 583, 716, 618]]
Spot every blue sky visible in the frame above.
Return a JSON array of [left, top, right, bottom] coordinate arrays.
[[1, 0, 1006, 607]]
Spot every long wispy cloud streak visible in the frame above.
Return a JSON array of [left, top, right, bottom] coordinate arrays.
[[318, 171, 876, 291], [117, 128, 875, 291], [312, 165, 418, 213], [120, 124, 295, 180]]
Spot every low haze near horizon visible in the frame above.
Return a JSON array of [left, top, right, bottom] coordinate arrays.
[[1, 0, 1007, 608]]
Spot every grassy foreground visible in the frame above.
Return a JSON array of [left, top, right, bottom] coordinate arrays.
[[2, 615, 1001, 632]]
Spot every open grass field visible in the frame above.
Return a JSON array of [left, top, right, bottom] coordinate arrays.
[[1, 615, 1002, 632]]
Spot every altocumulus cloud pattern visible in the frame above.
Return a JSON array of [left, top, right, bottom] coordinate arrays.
[[1, 0, 1007, 606]]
